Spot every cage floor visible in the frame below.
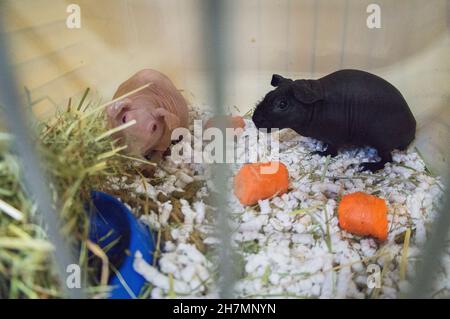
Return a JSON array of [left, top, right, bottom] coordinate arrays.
[[127, 109, 445, 299]]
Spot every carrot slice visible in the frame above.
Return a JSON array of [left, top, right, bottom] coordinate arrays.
[[234, 161, 289, 206], [204, 115, 246, 130], [338, 192, 388, 241]]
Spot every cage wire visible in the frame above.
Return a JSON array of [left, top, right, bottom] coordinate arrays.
[[0, 5, 84, 299], [0, 0, 448, 299], [204, 0, 238, 298]]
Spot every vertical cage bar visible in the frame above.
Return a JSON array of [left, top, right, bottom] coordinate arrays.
[[0, 8, 84, 299], [407, 0, 450, 298], [203, 0, 237, 298]]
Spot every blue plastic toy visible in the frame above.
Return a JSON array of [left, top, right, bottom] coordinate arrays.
[[88, 191, 155, 299]]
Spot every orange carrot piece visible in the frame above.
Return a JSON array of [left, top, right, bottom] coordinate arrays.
[[204, 115, 246, 130], [234, 161, 289, 206], [338, 192, 388, 241]]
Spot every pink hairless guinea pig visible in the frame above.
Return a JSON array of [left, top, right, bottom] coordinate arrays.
[[107, 69, 189, 162]]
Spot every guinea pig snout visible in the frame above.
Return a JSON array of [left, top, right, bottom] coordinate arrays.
[[252, 112, 271, 130]]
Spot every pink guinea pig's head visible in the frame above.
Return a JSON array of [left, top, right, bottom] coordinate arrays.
[[106, 95, 179, 156]]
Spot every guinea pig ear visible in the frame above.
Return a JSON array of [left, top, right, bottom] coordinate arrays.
[[271, 74, 288, 87], [154, 108, 180, 130], [106, 98, 132, 118], [292, 80, 323, 104]]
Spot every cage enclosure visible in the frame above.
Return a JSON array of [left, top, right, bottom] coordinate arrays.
[[0, 0, 449, 299]]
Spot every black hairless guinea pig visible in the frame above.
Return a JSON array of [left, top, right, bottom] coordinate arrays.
[[252, 69, 416, 172]]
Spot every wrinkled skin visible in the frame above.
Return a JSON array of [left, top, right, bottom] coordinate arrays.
[[252, 69, 416, 172], [107, 69, 189, 165]]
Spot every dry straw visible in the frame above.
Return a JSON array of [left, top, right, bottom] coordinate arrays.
[[0, 85, 155, 298]]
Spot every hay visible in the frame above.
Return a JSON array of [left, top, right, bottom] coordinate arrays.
[[0, 87, 155, 298], [0, 151, 60, 298]]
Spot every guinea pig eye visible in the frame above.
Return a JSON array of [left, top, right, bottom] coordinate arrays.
[[121, 114, 127, 123], [275, 99, 288, 111]]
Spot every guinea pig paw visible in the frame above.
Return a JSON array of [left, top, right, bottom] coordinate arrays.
[[358, 162, 385, 173], [311, 149, 338, 158]]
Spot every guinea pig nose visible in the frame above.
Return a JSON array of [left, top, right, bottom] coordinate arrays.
[[252, 113, 262, 125], [252, 113, 268, 127]]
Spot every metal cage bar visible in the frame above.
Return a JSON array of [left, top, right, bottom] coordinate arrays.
[[0, 6, 84, 299]]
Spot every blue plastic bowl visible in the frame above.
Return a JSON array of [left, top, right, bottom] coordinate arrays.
[[88, 191, 155, 299]]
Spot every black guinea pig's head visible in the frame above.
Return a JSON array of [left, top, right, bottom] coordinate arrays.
[[252, 74, 323, 132]]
